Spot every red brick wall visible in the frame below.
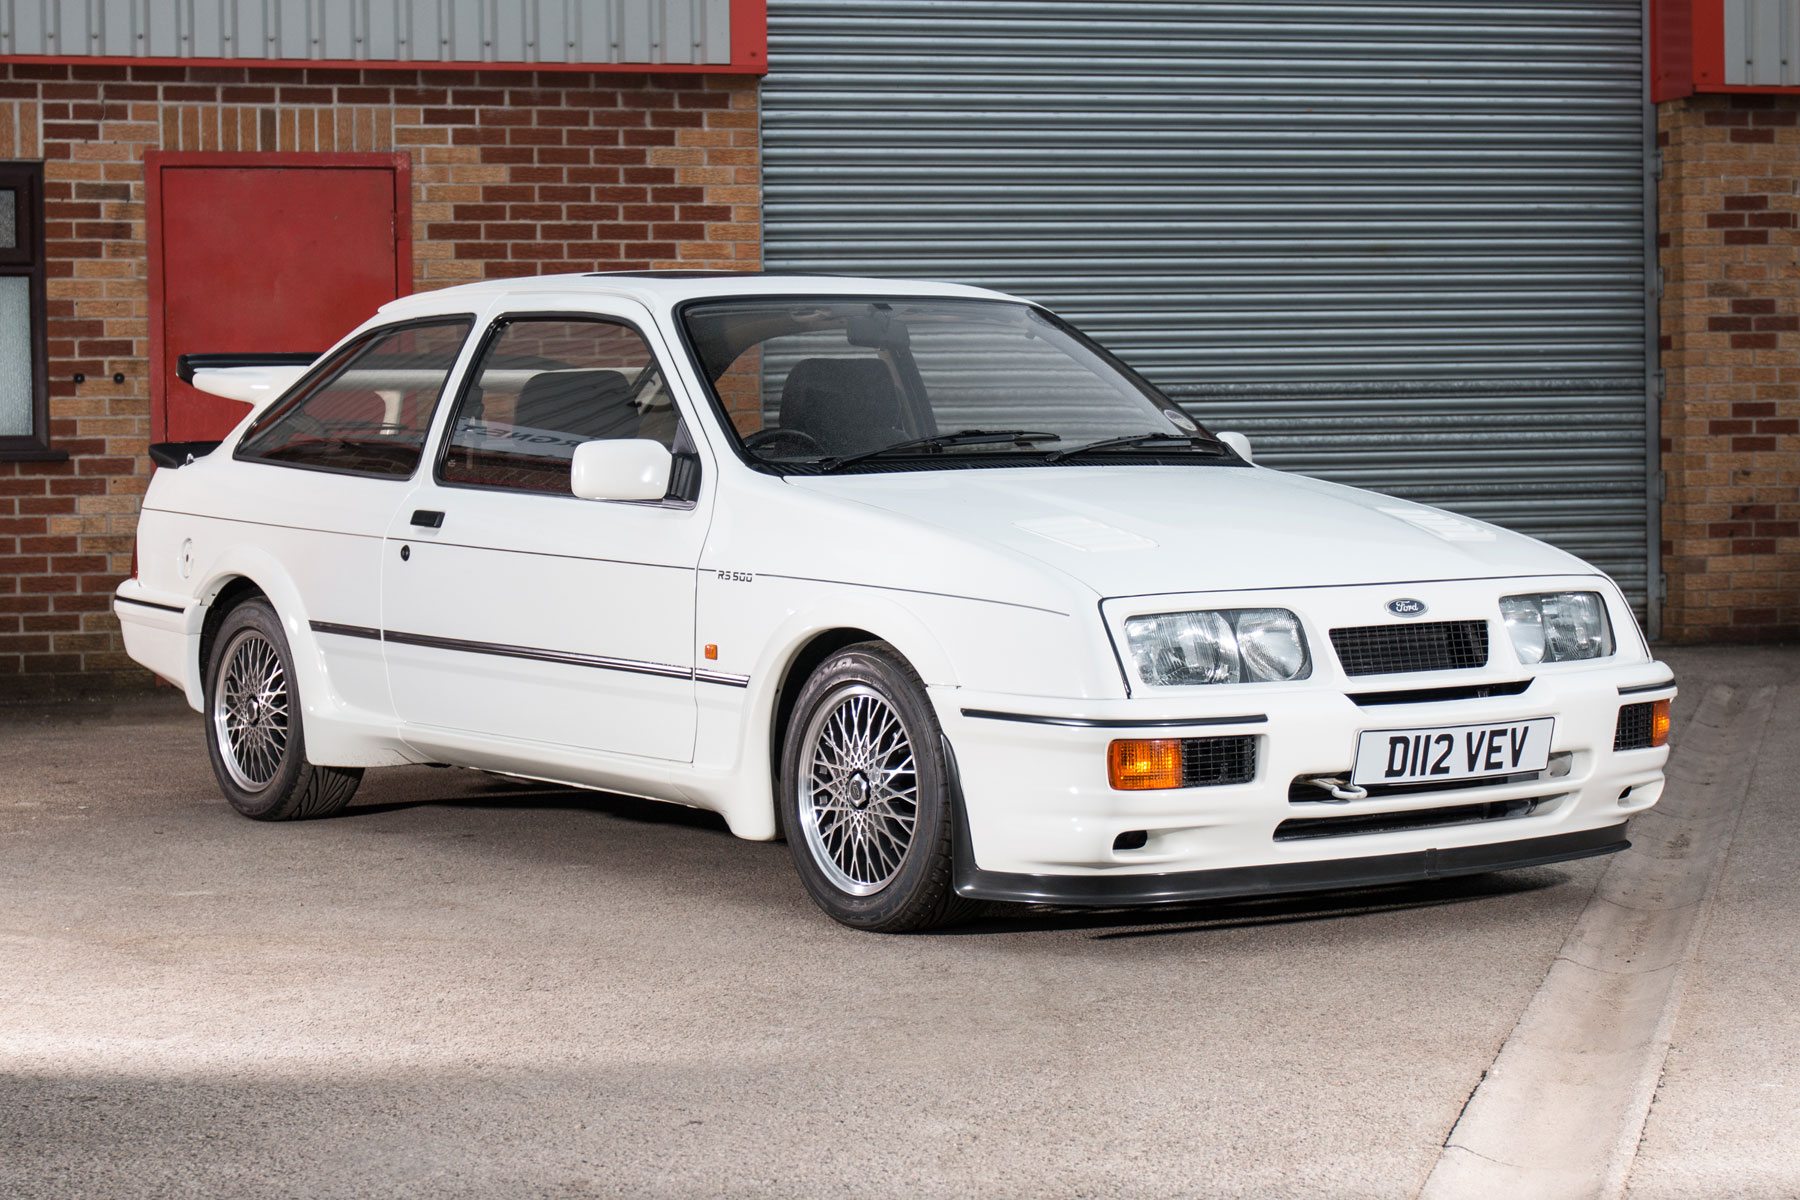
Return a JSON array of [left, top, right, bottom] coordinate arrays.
[[1658, 93, 1800, 642], [0, 62, 760, 696]]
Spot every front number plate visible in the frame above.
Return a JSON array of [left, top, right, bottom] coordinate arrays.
[[1351, 718, 1555, 786]]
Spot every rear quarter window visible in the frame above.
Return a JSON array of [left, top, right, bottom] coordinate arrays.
[[235, 317, 474, 478]]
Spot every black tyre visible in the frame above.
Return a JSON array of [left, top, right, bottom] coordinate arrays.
[[204, 597, 362, 820], [780, 641, 978, 932]]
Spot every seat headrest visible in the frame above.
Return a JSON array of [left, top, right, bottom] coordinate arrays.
[[514, 369, 635, 441], [778, 358, 907, 455]]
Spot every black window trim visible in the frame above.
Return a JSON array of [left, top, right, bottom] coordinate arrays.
[[431, 309, 701, 510], [0, 162, 58, 462], [231, 312, 477, 482]]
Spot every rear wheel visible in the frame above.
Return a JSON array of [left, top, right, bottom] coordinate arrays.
[[204, 597, 361, 820], [781, 642, 978, 932]]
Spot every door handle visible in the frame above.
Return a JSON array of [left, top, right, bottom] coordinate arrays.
[[410, 509, 445, 529]]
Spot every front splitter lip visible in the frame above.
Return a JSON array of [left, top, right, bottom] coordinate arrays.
[[950, 820, 1629, 908]]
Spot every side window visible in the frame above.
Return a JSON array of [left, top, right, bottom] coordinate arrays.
[[441, 317, 678, 494], [0, 162, 50, 460], [236, 318, 473, 478]]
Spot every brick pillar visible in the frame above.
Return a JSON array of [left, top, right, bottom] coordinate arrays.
[[1658, 93, 1800, 641]]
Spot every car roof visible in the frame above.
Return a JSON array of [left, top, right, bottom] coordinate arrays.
[[376, 271, 1022, 318]]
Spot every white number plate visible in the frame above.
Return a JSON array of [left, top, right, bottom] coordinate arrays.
[[1351, 718, 1555, 786]]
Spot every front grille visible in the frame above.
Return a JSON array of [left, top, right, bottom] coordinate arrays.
[[1329, 620, 1489, 677], [1273, 796, 1549, 841], [1614, 702, 1657, 751], [1182, 735, 1256, 787]]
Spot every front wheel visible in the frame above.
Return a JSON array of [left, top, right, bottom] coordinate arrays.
[[204, 597, 362, 820], [781, 642, 978, 932]]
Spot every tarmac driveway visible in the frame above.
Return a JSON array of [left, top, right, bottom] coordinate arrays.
[[1, 645, 1794, 1198]]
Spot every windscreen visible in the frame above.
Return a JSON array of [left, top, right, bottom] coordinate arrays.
[[680, 297, 1217, 471]]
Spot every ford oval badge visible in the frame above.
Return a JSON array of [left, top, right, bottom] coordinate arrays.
[[1387, 598, 1427, 618]]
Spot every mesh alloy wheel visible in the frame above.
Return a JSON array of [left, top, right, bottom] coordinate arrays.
[[780, 641, 977, 932], [797, 683, 921, 896], [202, 597, 362, 822], [212, 626, 290, 791]]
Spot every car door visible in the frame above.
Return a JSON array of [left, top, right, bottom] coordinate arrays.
[[379, 306, 710, 762], [226, 315, 476, 720]]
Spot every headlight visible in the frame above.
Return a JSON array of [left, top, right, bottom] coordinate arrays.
[[1123, 608, 1310, 686], [1500, 591, 1613, 664]]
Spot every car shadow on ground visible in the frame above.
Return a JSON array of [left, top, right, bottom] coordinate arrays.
[[331, 769, 1578, 940], [338, 773, 735, 833], [951, 870, 1570, 939]]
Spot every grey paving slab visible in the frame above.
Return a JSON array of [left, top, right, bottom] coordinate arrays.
[[0, 693, 1610, 1199], [1421, 675, 1774, 1200], [1625, 646, 1800, 1200]]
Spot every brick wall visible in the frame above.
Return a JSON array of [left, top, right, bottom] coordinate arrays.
[[0, 61, 760, 696], [1658, 92, 1800, 642]]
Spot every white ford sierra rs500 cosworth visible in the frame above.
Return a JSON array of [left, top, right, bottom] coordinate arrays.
[[117, 273, 1675, 932]]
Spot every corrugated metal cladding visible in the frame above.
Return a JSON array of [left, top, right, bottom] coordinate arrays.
[[1726, 0, 1800, 86], [761, 1, 1658, 618], [0, 0, 734, 65]]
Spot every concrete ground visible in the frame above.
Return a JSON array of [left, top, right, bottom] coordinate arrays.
[[0, 646, 1793, 1199], [1625, 648, 1800, 1200]]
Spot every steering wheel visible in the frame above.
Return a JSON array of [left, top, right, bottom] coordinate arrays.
[[743, 427, 828, 456]]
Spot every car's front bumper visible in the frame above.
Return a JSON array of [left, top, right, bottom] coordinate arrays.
[[948, 819, 1629, 906], [930, 656, 1672, 900]]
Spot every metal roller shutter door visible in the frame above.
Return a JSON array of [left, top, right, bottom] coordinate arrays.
[[761, 1, 1657, 623]]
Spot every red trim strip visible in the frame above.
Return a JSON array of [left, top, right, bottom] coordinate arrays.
[[731, 0, 768, 72], [1650, 0, 1695, 103], [1693, 0, 1726, 88], [145, 155, 167, 443], [1694, 83, 1800, 93]]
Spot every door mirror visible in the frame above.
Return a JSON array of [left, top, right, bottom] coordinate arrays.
[[1216, 430, 1254, 463], [570, 439, 673, 502]]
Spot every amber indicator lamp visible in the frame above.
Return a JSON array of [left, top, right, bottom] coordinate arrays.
[[1651, 697, 1670, 747], [1108, 739, 1183, 790]]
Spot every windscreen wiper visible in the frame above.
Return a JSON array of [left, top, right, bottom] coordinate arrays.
[[818, 429, 1062, 473], [1044, 431, 1226, 463]]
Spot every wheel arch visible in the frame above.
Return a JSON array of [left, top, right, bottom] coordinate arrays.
[[767, 626, 883, 806], [197, 575, 269, 692], [719, 600, 955, 843], [187, 553, 313, 700], [186, 550, 342, 754], [185, 551, 413, 769]]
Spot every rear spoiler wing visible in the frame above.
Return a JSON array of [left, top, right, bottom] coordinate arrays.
[[175, 351, 319, 411], [151, 352, 321, 470], [175, 352, 318, 384]]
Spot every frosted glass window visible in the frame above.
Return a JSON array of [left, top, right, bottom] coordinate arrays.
[[0, 190, 14, 248], [0, 276, 32, 436]]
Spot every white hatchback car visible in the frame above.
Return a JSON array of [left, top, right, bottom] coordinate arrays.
[[118, 273, 1674, 931]]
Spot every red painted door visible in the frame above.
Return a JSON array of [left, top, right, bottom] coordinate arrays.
[[148, 154, 411, 442]]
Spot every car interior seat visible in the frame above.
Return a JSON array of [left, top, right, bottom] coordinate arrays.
[[513, 369, 637, 441], [777, 358, 910, 456]]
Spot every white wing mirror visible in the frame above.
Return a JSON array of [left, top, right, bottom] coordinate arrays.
[[1216, 430, 1254, 463], [570, 439, 673, 502]]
